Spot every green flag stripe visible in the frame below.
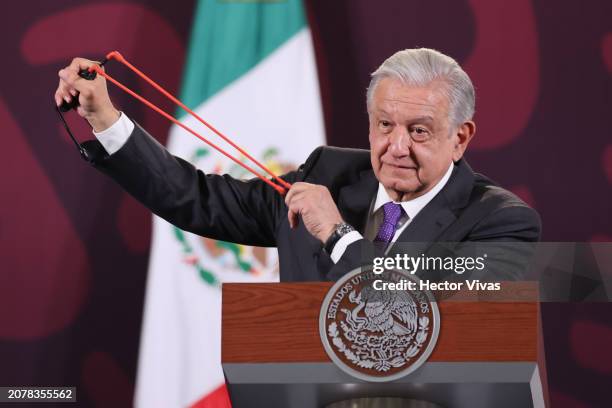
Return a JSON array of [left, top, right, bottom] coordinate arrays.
[[178, 0, 306, 115]]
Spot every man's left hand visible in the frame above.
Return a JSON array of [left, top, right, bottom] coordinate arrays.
[[285, 182, 344, 243]]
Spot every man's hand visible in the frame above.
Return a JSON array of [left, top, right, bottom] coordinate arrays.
[[285, 182, 344, 243], [55, 57, 119, 132]]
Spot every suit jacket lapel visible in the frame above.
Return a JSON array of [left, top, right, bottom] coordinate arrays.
[[318, 159, 475, 276], [388, 159, 475, 255]]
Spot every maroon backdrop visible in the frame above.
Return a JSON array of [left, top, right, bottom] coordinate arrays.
[[1, 1, 611, 407]]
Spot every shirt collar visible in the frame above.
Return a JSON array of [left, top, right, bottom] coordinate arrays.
[[373, 162, 454, 219]]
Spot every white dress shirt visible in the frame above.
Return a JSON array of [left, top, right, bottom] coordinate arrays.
[[93, 112, 133, 155], [91, 115, 454, 264]]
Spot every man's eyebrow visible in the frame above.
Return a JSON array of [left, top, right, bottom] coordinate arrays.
[[409, 115, 435, 124], [372, 108, 390, 115]]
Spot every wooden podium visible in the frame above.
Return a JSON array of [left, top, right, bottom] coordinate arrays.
[[222, 282, 548, 408]]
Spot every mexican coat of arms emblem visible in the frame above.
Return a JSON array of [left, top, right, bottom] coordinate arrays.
[[319, 268, 440, 382]]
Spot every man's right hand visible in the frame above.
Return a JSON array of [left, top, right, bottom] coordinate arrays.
[[55, 57, 120, 132]]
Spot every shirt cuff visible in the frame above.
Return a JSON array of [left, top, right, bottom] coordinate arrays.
[[92, 112, 134, 155], [330, 230, 363, 263]]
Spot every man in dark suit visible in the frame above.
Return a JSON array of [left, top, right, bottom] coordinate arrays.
[[55, 48, 541, 282]]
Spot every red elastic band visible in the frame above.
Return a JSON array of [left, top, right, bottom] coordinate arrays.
[[92, 51, 291, 195]]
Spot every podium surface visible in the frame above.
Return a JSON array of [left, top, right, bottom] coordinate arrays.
[[222, 282, 547, 408]]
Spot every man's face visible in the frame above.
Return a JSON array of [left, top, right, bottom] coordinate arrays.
[[369, 77, 464, 201]]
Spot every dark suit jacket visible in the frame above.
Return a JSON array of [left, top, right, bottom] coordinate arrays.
[[81, 122, 541, 282]]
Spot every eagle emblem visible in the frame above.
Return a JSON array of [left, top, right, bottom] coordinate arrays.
[[344, 286, 417, 337], [320, 268, 439, 382]]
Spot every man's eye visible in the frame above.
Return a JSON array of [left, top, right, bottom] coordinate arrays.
[[378, 121, 393, 133], [410, 127, 431, 141]]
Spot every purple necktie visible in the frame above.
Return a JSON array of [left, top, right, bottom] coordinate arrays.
[[374, 202, 404, 244]]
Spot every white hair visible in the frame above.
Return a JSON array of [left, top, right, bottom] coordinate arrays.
[[366, 48, 475, 128]]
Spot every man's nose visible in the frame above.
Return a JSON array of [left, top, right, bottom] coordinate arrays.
[[388, 127, 412, 154]]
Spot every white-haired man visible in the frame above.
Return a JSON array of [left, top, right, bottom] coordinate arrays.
[[55, 48, 541, 281]]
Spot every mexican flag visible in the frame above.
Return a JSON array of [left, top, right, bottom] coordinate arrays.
[[134, 0, 325, 407]]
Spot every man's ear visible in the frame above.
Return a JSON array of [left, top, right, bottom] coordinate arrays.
[[452, 121, 476, 161]]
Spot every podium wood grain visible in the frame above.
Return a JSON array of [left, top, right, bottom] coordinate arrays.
[[222, 282, 538, 363]]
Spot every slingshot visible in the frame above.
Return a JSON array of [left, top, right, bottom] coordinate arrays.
[[57, 51, 291, 195]]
